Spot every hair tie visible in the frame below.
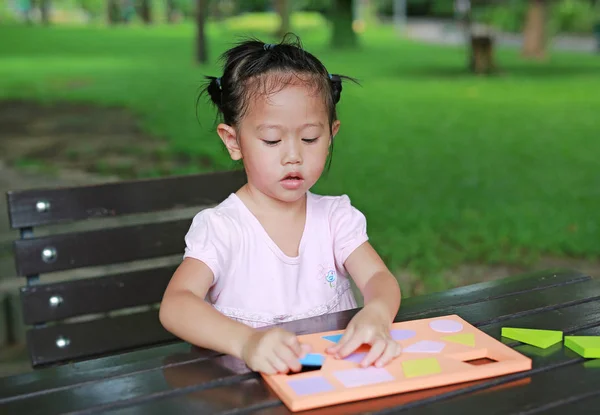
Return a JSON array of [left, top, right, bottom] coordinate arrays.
[[263, 43, 275, 51]]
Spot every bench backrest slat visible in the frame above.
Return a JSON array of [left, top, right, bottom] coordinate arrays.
[[7, 169, 247, 228], [20, 265, 177, 325], [13, 219, 190, 276], [26, 310, 175, 367]]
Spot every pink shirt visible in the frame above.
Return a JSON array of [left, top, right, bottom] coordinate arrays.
[[183, 192, 369, 328]]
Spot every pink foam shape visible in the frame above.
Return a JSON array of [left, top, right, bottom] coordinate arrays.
[[404, 340, 446, 353], [343, 352, 368, 364], [390, 329, 416, 341], [287, 376, 334, 396], [429, 319, 463, 333], [333, 367, 395, 388]]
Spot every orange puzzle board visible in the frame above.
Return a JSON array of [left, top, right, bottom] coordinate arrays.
[[261, 314, 532, 412]]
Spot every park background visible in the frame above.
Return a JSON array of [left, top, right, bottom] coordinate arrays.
[[0, 0, 599, 374]]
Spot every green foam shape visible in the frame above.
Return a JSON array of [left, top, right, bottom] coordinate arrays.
[[441, 333, 475, 347], [501, 327, 563, 349], [564, 336, 600, 359], [402, 358, 441, 378]]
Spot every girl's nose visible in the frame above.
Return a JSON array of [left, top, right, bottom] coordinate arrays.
[[282, 140, 302, 165]]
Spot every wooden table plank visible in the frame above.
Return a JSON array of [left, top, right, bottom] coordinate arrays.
[[398, 269, 590, 316], [537, 392, 600, 415], [0, 342, 200, 401], [1, 269, 585, 402], [19, 279, 599, 415]]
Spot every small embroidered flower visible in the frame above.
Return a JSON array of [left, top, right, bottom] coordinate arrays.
[[325, 270, 336, 287]]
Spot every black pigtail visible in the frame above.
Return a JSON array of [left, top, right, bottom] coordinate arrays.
[[328, 73, 360, 105], [205, 76, 223, 110], [196, 76, 224, 125], [328, 74, 343, 104]]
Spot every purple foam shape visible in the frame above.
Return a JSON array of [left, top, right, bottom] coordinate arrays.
[[429, 319, 463, 333], [404, 340, 446, 353], [287, 376, 334, 396], [390, 329, 417, 341], [343, 352, 368, 364], [333, 367, 395, 388]]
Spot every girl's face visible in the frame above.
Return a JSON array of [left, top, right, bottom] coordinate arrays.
[[218, 80, 340, 204]]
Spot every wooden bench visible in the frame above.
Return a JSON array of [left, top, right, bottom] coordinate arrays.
[[5, 169, 246, 368]]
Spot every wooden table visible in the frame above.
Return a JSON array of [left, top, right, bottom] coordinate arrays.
[[1, 268, 599, 414]]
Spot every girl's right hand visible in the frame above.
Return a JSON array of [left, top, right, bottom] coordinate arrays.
[[241, 328, 311, 375]]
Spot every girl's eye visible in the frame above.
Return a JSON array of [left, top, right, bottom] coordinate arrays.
[[262, 140, 280, 146], [302, 138, 319, 143]]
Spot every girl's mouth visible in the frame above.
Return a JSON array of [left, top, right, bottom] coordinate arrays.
[[280, 173, 304, 190]]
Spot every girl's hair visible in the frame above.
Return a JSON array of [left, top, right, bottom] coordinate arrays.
[[198, 33, 356, 135]]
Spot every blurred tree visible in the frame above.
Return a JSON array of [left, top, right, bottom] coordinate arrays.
[[464, 1, 497, 74], [166, 0, 176, 22], [330, 0, 357, 48], [79, 0, 105, 20], [237, 0, 269, 12], [137, 0, 152, 23], [294, 0, 332, 14], [522, 0, 547, 58], [38, 0, 50, 24], [22, 0, 51, 24], [196, 0, 208, 63], [107, 0, 120, 24], [274, 0, 290, 37]]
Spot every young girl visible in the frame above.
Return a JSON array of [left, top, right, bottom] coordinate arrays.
[[159, 35, 402, 375]]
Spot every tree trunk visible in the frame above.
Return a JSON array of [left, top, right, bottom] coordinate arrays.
[[470, 35, 495, 74], [274, 0, 290, 38], [522, 0, 547, 59], [138, 0, 152, 24], [166, 0, 176, 23], [39, 0, 50, 24], [107, 0, 120, 24], [196, 0, 208, 64], [330, 0, 357, 48]]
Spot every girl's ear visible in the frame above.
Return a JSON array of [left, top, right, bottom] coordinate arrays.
[[331, 120, 341, 142], [217, 123, 242, 160]]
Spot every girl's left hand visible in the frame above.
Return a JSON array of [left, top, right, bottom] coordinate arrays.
[[325, 304, 401, 368]]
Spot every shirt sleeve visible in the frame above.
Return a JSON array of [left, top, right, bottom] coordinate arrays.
[[183, 209, 230, 285], [330, 195, 369, 270]]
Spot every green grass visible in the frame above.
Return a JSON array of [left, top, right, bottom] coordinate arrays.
[[1, 14, 600, 294]]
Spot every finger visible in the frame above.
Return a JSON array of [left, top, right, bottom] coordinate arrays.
[[300, 343, 312, 356], [326, 327, 354, 354], [394, 345, 402, 356], [375, 341, 401, 368], [283, 334, 304, 357], [268, 354, 290, 374], [275, 344, 302, 373], [257, 361, 278, 375], [336, 331, 366, 359], [360, 339, 386, 367]]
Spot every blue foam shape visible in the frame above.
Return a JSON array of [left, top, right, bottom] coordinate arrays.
[[322, 334, 343, 343], [300, 353, 325, 367]]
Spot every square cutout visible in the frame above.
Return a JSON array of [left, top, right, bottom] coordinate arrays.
[[286, 365, 322, 375], [299, 365, 321, 373], [464, 357, 497, 366]]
